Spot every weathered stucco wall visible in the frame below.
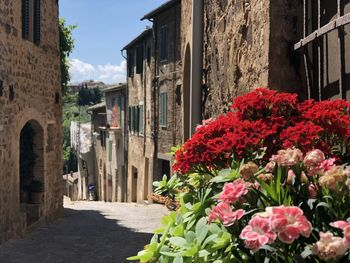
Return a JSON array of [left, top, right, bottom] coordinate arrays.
[[0, 0, 62, 243]]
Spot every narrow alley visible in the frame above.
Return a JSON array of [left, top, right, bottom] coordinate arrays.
[[0, 198, 168, 263]]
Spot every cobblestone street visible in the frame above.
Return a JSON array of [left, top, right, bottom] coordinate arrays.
[[0, 198, 168, 263]]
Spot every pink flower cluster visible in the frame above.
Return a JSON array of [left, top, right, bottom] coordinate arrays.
[[208, 203, 245, 227], [313, 221, 350, 261], [270, 148, 303, 167], [240, 206, 312, 251], [218, 179, 248, 204], [303, 149, 336, 176], [209, 179, 248, 227]]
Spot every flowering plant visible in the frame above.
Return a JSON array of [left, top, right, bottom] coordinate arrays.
[[129, 89, 350, 262]]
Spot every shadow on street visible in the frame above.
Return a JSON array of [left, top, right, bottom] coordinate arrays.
[[0, 207, 154, 263]]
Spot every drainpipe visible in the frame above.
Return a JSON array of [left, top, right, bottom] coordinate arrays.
[[190, 0, 204, 136]]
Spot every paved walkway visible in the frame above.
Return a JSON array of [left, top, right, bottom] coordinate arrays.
[[0, 198, 168, 263]]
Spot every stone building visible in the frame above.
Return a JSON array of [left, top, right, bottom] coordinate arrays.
[[142, 0, 182, 185], [122, 29, 155, 203], [88, 84, 127, 202], [88, 102, 107, 201], [0, 0, 62, 243], [121, 0, 182, 203]]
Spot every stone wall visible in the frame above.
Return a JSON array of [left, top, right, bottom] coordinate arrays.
[[0, 0, 62, 243], [155, 4, 182, 154], [203, 0, 271, 118], [126, 32, 155, 203]]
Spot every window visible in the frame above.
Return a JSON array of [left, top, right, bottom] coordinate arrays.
[[136, 45, 144, 74], [159, 92, 167, 127], [139, 104, 144, 134], [117, 96, 123, 128], [295, 1, 350, 100], [22, 0, 40, 45], [128, 51, 135, 77], [129, 105, 143, 134], [160, 25, 168, 61]]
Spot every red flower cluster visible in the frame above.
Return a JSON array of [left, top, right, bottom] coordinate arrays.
[[173, 88, 350, 174]]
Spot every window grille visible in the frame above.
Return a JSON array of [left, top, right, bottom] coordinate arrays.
[[295, 0, 350, 100]]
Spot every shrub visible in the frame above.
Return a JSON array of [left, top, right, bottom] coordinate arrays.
[[129, 88, 350, 263]]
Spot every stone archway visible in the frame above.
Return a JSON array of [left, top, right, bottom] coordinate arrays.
[[183, 43, 191, 142], [19, 120, 45, 225]]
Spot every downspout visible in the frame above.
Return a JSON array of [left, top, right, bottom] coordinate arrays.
[[190, 0, 204, 136], [150, 18, 159, 194]]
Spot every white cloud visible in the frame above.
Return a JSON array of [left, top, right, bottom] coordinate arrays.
[[97, 60, 126, 84], [69, 58, 126, 84]]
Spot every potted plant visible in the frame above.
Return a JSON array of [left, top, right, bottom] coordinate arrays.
[[29, 179, 44, 204]]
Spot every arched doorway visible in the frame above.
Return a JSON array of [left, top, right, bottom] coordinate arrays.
[[183, 44, 191, 142], [19, 120, 44, 225]]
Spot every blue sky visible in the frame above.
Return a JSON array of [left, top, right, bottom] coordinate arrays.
[[59, 0, 167, 84]]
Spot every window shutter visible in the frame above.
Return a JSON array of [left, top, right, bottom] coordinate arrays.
[[139, 105, 144, 134], [136, 106, 140, 133], [22, 0, 30, 39], [136, 46, 144, 74], [33, 0, 41, 45]]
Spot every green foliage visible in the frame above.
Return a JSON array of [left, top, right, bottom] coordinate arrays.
[[59, 18, 76, 93], [62, 91, 91, 174], [153, 175, 183, 199], [77, 87, 102, 106]]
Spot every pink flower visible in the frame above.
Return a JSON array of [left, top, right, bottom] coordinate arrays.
[[218, 179, 248, 204], [330, 221, 350, 247], [270, 148, 303, 167], [208, 203, 245, 227], [312, 232, 348, 261], [308, 184, 319, 198], [196, 118, 215, 131], [304, 149, 325, 168], [320, 158, 336, 172], [270, 206, 312, 244], [264, 161, 276, 172], [240, 216, 276, 251], [286, 169, 296, 185]]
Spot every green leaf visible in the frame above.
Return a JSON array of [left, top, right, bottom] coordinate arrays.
[[173, 256, 184, 263], [169, 237, 187, 248], [173, 224, 184, 237], [199, 249, 210, 258], [195, 217, 208, 245], [183, 245, 198, 257], [185, 231, 196, 244]]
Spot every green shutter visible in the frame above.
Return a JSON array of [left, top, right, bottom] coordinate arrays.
[[160, 93, 167, 127], [33, 0, 41, 45], [136, 106, 140, 133], [22, 0, 30, 39], [139, 105, 144, 134]]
